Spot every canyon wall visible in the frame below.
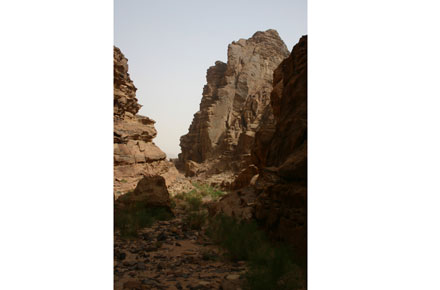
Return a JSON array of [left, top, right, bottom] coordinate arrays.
[[179, 29, 289, 178], [114, 46, 177, 198], [252, 35, 307, 261]]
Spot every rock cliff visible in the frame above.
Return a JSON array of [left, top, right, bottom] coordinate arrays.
[[114, 46, 177, 198], [253, 35, 307, 261], [179, 29, 290, 178], [210, 35, 307, 263]]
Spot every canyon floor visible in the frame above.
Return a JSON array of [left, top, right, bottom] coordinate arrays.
[[114, 206, 246, 290], [114, 169, 245, 290], [114, 173, 304, 290]]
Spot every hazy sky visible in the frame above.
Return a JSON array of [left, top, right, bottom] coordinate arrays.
[[114, 0, 307, 158]]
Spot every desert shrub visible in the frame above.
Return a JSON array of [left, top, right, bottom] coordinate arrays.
[[114, 212, 138, 238], [245, 246, 303, 290], [114, 203, 172, 239], [173, 183, 225, 212], [183, 211, 207, 230], [176, 187, 208, 229], [207, 187, 225, 199], [205, 214, 304, 289], [192, 182, 225, 199], [185, 196, 203, 212], [174, 189, 199, 203], [206, 215, 267, 261], [174, 189, 203, 212]]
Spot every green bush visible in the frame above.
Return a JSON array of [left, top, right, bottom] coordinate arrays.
[[192, 182, 225, 199], [206, 215, 267, 261], [174, 189, 199, 203], [205, 215, 305, 289], [176, 183, 224, 200], [114, 203, 172, 239], [186, 196, 202, 212], [176, 187, 210, 230], [173, 183, 225, 213], [114, 212, 138, 238]]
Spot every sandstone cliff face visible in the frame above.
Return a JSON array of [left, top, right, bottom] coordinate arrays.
[[114, 46, 177, 198], [114, 46, 142, 118], [253, 36, 307, 261], [179, 30, 289, 177]]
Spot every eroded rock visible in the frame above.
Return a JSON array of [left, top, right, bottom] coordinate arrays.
[[210, 35, 308, 263], [229, 165, 258, 190], [116, 175, 172, 212], [179, 29, 290, 178], [113, 46, 179, 197], [114, 46, 142, 118], [252, 36, 307, 260]]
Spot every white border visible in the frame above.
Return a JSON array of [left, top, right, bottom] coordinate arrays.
[[309, 0, 440, 289]]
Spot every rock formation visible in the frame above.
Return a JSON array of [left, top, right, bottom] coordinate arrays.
[[209, 35, 307, 264], [114, 46, 178, 198], [179, 29, 290, 178], [115, 175, 172, 213], [114, 46, 142, 118], [252, 35, 307, 261]]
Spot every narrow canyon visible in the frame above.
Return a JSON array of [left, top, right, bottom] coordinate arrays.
[[114, 30, 307, 290]]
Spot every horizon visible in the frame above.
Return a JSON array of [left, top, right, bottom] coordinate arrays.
[[114, 0, 307, 157]]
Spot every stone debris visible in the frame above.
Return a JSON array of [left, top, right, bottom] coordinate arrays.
[[114, 213, 247, 290]]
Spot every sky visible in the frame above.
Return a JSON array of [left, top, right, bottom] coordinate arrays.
[[114, 0, 307, 158]]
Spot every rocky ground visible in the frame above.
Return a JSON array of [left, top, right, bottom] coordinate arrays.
[[114, 210, 246, 290]]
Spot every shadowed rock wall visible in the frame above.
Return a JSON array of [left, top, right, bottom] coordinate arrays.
[[252, 35, 307, 261]]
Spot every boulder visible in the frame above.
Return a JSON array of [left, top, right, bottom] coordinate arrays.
[[184, 160, 200, 177], [230, 165, 258, 190], [207, 187, 256, 221], [116, 175, 172, 212]]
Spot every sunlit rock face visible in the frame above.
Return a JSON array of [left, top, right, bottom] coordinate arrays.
[[114, 46, 177, 198], [179, 29, 290, 177], [114, 46, 142, 118]]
